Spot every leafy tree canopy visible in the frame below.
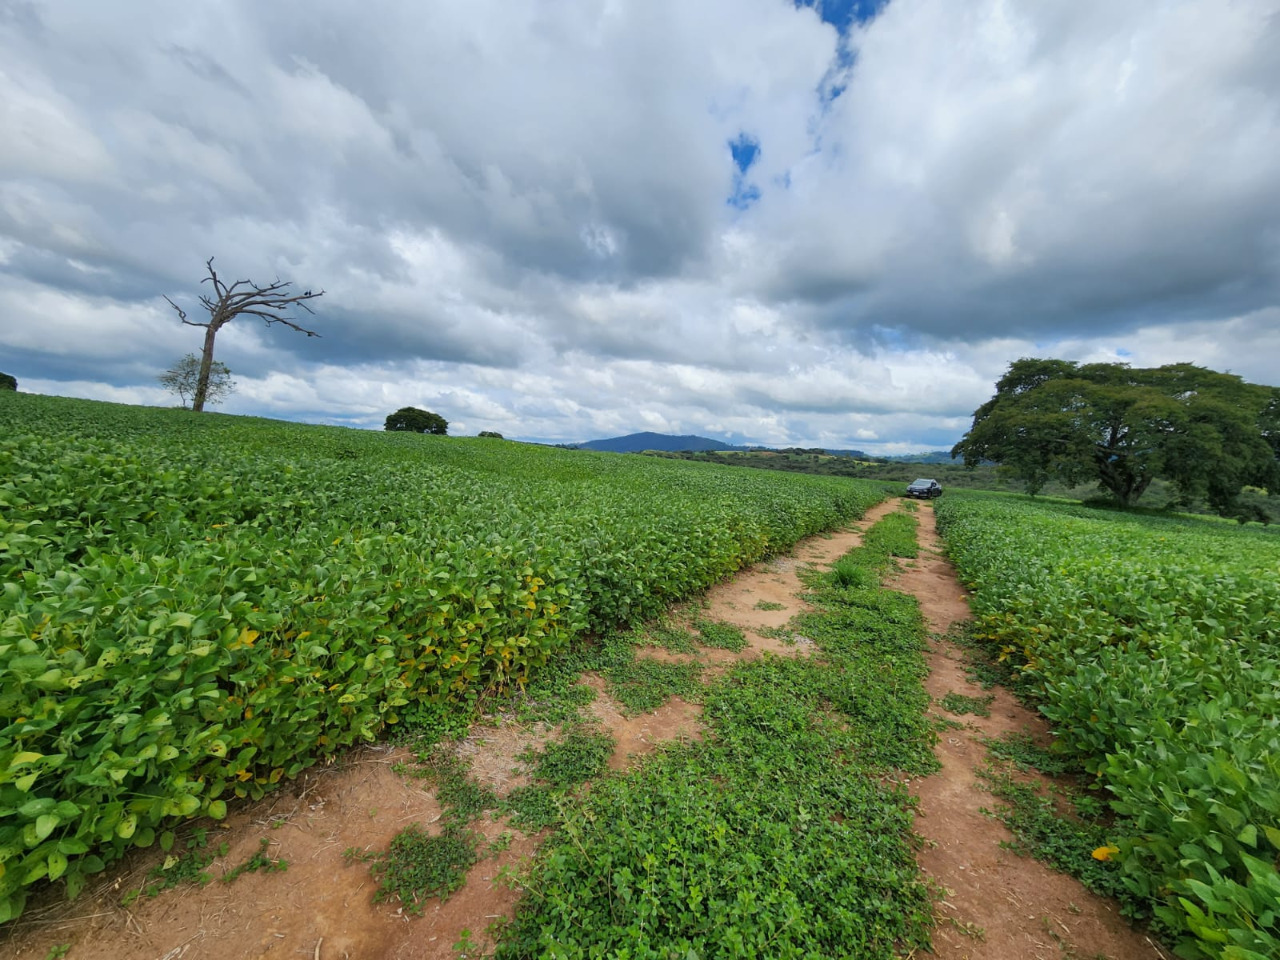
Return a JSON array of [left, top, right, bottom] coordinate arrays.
[[0, 372, 15, 391], [478, 431, 504, 439], [952, 358, 1280, 516], [385, 406, 448, 435], [158, 353, 233, 408]]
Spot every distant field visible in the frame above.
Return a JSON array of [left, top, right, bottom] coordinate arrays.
[[0, 392, 886, 925], [651, 447, 1280, 521], [936, 493, 1280, 958]]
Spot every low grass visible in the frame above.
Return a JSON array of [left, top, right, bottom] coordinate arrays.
[[939, 691, 995, 718], [692, 616, 748, 652], [603, 657, 703, 715], [347, 824, 479, 913], [977, 768, 1139, 916], [493, 507, 941, 959]]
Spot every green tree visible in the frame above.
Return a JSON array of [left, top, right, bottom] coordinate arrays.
[[0, 372, 15, 391], [164, 257, 323, 412], [385, 407, 448, 435], [478, 431, 504, 439], [952, 359, 1280, 515], [158, 353, 234, 408]]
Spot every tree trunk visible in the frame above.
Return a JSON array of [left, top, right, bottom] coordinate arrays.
[[1096, 452, 1151, 507], [192, 322, 222, 412]]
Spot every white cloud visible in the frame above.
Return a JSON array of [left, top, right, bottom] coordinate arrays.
[[1, 0, 1276, 452]]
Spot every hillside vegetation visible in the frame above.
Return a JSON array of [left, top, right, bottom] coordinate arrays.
[[0, 392, 886, 925]]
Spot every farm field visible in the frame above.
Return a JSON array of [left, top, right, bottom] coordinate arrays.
[[935, 493, 1280, 960], [3, 489, 956, 960], [0, 392, 884, 928], [5, 391, 1275, 959]]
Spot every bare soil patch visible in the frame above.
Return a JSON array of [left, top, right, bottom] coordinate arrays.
[[2, 747, 534, 960], [581, 675, 704, 771], [898, 503, 1167, 960]]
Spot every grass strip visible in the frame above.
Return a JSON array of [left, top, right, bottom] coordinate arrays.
[[494, 507, 940, 959]]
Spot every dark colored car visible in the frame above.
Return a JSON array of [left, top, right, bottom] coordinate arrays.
[[905, 478, 943, 499]]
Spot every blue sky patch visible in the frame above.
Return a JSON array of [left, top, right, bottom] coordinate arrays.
[[730, 133, 760, 174], [728, 132, 762, 209], [795, 0, 890, 34]]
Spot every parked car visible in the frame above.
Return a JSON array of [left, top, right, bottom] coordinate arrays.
[[905, 478, 943, 499]]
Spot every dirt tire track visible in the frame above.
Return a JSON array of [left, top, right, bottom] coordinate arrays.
[[896, 502, 1166, 960]]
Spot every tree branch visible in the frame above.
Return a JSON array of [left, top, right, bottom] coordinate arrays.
[[164, 295, 209, 329], [238, 308, 321, 336]]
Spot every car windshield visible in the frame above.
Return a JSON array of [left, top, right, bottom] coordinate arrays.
[[911, 479, 934, 486]]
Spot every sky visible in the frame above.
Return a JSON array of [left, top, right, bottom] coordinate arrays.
[[2, 0, 1278, 453]]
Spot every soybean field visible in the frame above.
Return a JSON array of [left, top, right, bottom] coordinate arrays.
[[935, 493, 1280, 960], [0, 392, 885, 926]]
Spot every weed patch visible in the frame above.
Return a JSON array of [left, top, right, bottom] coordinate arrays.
[[983, 731, 1079, 777], [122, 829, 226, 903], [222, 838, 287, 883], [692, 617, 748, 652], [413, 749, 500, 825], [977, 768, 1140, 916], [603, 657, 702, 715], [520, 726, 614, 789], [636, 621, 699, 654], [939, 691, 995, 718], [347, 824, 479, 913]]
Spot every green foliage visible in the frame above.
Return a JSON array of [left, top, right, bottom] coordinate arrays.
[[635, 621, 698, 654], [982, 732, 1078, 777], [937, 492, 1280, 959], [221, 837, 287, 883], [501, 784, 564, 831], [157, 354, 233, 409], [0, 373, 15, 392], [521, 726, 614, 789], [385, 406, 449, 435], [349, 823, 478, 913], [478, 431, 504, 439], [495, 511, 938, 958], [753, 599, 785, 611], [938, 691, 994, 718], [953, 358, 1280, 514], [502, 726, 614, 832], [691, 617, 747, 652], [413, 750, 499, 826], [604, 658, 703, 715], [977, 769, 1135, 911], [0, 392, 885, 925]]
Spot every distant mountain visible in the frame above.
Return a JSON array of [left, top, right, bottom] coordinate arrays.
[[580, 432, 737, 453], [883, 450, 954, 464], [571, 433, 950, 460]]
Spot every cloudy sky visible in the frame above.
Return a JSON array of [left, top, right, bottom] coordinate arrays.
[[2, 0, 1278, 452]]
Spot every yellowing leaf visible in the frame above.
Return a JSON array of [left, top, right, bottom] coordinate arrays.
[[1092, 845, 1119, 861]]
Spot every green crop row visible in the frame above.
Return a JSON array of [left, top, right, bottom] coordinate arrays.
[[0, 392, 886, 925], [934, 493, 1280, 960]]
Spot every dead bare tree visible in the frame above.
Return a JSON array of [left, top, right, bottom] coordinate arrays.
[[164, 257, 324, 412]]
